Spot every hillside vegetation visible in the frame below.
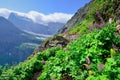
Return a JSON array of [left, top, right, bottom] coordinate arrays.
[[0, 0, 120, 80]]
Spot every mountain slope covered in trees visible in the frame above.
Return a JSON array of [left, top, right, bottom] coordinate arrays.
[[0, 16, 42, 65]]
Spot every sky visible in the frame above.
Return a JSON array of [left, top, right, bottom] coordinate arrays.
[[0, 0, 91, 24], [0, 0, 91, 14]]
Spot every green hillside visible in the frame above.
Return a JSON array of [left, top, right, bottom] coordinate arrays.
[[0, 0, 120, 80]]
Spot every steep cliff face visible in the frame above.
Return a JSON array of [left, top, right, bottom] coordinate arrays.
[[59, 0, 120, 34], [58, 0, 93, 33]]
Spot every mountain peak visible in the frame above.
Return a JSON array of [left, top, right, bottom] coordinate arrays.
[[8, 12, 64, 35], [0, 16, 22, 35], [8, 12, 33, 22]]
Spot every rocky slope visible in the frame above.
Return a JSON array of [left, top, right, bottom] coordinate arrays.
[[58, 0, 93, 33], [59, 0, 120, 34]]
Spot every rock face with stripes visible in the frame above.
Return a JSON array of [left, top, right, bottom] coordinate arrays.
[[58, 0, 93, 33]]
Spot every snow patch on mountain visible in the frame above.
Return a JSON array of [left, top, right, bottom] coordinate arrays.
[[0, 8, 73, 25]]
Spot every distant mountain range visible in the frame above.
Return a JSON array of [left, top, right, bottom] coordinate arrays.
[[8, 13, 64, 35], [0, 12, 65, 65], [0, 16, 43, 65]]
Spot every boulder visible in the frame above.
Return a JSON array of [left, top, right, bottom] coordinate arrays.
[[33, 35, 69, 53]]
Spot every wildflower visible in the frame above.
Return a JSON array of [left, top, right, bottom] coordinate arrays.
[[114, 32, 119, 38], [64, 29, 67, 34], [112, 43, 117, 48], [93, 22, 99, 29], [70, 34, 77, 40], [109, 18, 112, 24], [93, 22, 99, 27], [98, 63, 104, 70], [96, 11, 99, 15], [83, 64, 90, 70], [88, 26, 92, 31], [85, 65, 90, 70], [86, 58, 90, 64], [116, 20, 120, 33], [95, 10, 105, 25], [117, 25, 120, 33], [117, 26, 120, 33], [99, 23, 105, 27]]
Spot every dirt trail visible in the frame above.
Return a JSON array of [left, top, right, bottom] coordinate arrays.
[[31, 71, 42, 80]]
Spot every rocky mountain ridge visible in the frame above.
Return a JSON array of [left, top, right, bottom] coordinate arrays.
[[8, 13, 64, 35], [58, 0, 93, 33]]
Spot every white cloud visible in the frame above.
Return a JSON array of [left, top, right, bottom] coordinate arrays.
[[0, 8, 11, 18], [0, 8, 73, 24]]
